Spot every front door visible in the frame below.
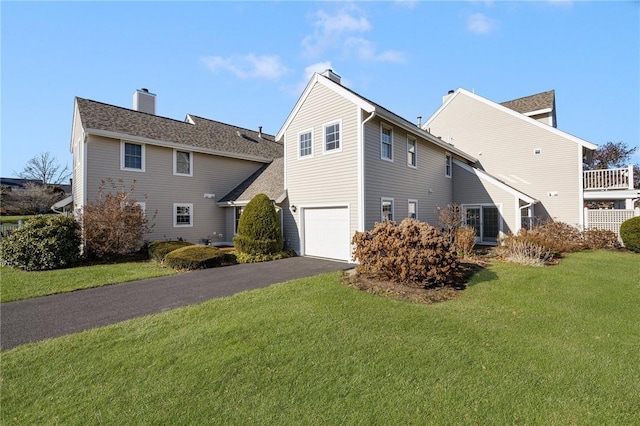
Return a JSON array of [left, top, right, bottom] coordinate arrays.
[[465, 205, 500, 244]]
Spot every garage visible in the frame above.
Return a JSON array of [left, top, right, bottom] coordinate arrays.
[[303, 207, 351, 261]]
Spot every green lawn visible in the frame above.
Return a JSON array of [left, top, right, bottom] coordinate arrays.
[[0, 262, 176, 302], [1, 250, 638, 424]]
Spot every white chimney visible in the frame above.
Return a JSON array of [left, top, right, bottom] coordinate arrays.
[[321, 69, 341, 85], [133, 88, 156, 114], [442, 89, 455, 104]]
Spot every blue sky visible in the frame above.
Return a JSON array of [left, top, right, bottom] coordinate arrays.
[[2, 1, 639, 182]]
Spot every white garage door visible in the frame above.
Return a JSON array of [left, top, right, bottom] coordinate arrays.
[[303, 207, 350, 261]]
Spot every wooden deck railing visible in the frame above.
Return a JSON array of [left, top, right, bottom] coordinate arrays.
[[583, 165, 634, 191]]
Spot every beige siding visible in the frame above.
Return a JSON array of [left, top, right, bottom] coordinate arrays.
[[283, 82, 360, 254], [363, 117, 453, 229], [84, 135, 265, 243], [71, 108, 85, 211], [429, 94, 583, 227]]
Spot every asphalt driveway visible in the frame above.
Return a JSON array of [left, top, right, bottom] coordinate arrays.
[[1, 257, 351, 350]]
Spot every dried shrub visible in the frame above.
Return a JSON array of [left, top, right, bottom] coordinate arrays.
[[497, 234, 553, 266], [351, 218, 459, 288], [454, 226, 476, 257], [620, 216, 640, 253], [233, 193, 283, 256], [81, 179, 154, 258], [164, 245, 225, 270], [436, 203, 464, 246], [518, 221, 583, 256], [582, 229, 621, 250], [148, 240, 194, 262]]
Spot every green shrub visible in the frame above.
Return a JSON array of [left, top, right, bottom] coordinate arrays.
[[351, 218, 459, 288], [0, 214, 81, 271], [148, 240, 194, 262], [235, 250, 295, 263], [163, 245, 225, 270], [582, 229, 621, 250], [233, 193, 283, 255], [620, 216, 640, 253]]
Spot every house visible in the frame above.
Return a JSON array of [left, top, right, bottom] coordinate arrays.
[[425, 88, 639, 237], [70, 89, 283, 245]]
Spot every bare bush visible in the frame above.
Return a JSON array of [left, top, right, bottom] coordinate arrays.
[[436, 203, 464, 246], [454, 226, 476, 257], [498, 234, 553, 266], [582, 229, 621, 250]]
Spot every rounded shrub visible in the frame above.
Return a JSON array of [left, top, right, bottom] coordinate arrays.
[[233, 193, 283, 255], [620, 216, 640, 253], [148, 240, 194, 262], [352, 218, 459, 288], [0, 214, 81, 271], [163, 245, 224, 270]]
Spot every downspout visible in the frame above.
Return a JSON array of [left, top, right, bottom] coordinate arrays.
[[359, 110, 377, 232], [519, 201, 535, 231]]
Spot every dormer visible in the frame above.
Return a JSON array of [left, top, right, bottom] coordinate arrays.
[[500, 90, 557, 128]]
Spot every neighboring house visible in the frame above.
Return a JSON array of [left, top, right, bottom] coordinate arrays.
[[0, 178, 72, 215], [70, 89, 283, 245], [425, 88, 639, 239]]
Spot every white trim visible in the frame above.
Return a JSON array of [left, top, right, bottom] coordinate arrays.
[[454, 159, 536, 203], [577, 145, 585, 228], [120, 140, 145, 172], [408, 199, 418, 219], [445, 153, 452, 178], [323, 119, 342, 154], [380, 122, 393, 162], [173, 149, 193, 176], [381, 197, 394, 221], [407, 136, 417, 168], [297, 128, 314, 159], [173, 203, 193, 227], [424, 88, 598, 151], [523, 108, 552, 117], [359, 110, 376, 232], [136, 201, 146, 214]]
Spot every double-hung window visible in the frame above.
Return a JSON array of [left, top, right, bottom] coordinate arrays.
[[407, 137, 417, 168], [174, 150, 192, 176], [381, 198, 394, 222], [381, 125, 393, 161], [121, 141, 145, 171], [324, 121, 341, 153], [174, 203, 193, 227], [408, 200, 417, 219], [445, 153, 452, 178], [299, 130, 313, 158]]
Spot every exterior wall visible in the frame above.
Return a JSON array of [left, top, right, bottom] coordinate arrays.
[[428, 93, 583, 227], [71, 108, 85, 212], [84, 135, 265, 244], [282, 82, 360, 254], [363, 117, 453, 229]]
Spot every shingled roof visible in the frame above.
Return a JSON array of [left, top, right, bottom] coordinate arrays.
[[219, 157, 284, 204], [500, 90, 555, 114], [75, 98, 283, 161]]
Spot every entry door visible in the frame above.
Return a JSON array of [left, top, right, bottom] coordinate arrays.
[[465, 205, 500, 244]]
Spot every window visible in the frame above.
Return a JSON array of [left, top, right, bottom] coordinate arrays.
[[407, 137, 417, 167], [298, 130, 313, 158], [174, 150, 192, 176], [234, 206, 244, 234], [324, 121, 341, 152], [381, 198, 394, 222], [173, 203, 193, 227], [408, 200, 417, 219], [445, 153, 452, 178], [121, 142, 145, 171], [381, 125, 393, 161]]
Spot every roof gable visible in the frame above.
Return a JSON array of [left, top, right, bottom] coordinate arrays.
[[218, 157, 285, 204], [500, 90, 555, 115]]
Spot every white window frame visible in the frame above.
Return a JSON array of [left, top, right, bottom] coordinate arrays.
[[407, 136, 417, 168], [121, 141, 145, 172], [173, 149, 193, 176], [136, 201, 146, 215], [234, 206, 244, 235], [173, 203, 193, 227], [323, 120, 342, 154], [380, 123, 393, 161], [381, 197, 394, 222], [298, 129, 314, 159], [408, 199, 418, 219], [445, 153, 452, 178]]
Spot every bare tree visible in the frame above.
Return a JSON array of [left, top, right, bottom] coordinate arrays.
[[586, 141, 639, 189], [1, 182, 66, 214], [16, 152, 71, 184]]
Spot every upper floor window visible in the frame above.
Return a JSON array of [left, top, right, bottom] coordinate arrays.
[[408, 199, 417, 219], [174, 150, 192, 176], [121, 141, 145, 172], [299, 129, 313, 158], [381, 198, 394, 222], [407, 137, 417, 168], [445, 153, 452, 178], [173, 203, 193, 227], [381, 125, 393, 161], [324, 121, 341, 153]]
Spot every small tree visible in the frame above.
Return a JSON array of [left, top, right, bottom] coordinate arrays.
[[80, 179, 153, 258], [1, 182, 66, 214], [436, 203, 464, 246], [233, 193, 282, 255], [16, 152, 71, 184]]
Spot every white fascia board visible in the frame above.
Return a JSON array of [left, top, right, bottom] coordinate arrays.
[[85, 128, 273, 163], [583, 189, 640, 200], [216, 191, 287, 207], [425, 88, 598, 151], [454, 159, 537, 203], [70, 99, 80, 151], [523, 108, 553, 117]]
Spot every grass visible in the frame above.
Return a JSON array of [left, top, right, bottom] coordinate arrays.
[[0, 262, 176, 302], [1, 250, 638, 424], [0, 215, 44, 224]]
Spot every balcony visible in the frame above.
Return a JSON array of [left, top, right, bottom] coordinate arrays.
[[583, 165, 634, 191]]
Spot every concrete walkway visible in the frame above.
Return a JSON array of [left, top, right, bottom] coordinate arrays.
[[1, 257, 350, 350]]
